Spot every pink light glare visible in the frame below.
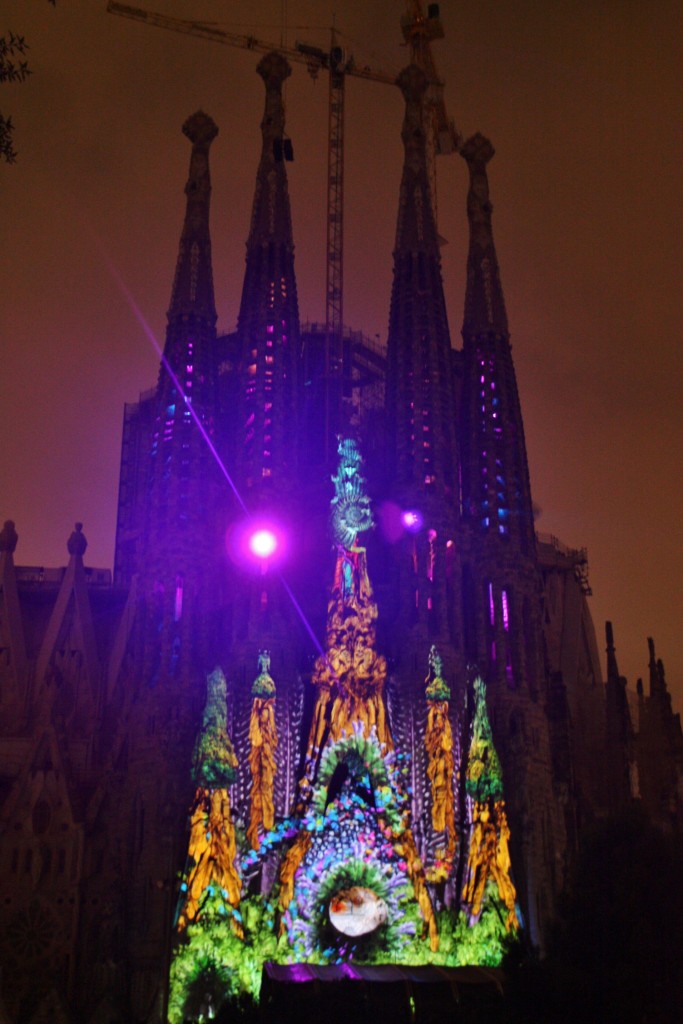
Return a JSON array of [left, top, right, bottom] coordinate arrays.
[[402, 510, 424, 533], [377, 502, 425, 542], [249, 528, 277, 559], [226, 518, 287, 572]]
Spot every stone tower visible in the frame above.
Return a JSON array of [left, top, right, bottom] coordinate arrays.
[[458, 133, 567, 941], [1, 43, 682, 1024], [235, 52, 300, 501], [115, 111, 223, 1020], [140, 110, 221, 687], [384, 65, 460, 669]]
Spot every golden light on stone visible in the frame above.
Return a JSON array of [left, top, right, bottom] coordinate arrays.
[[461, 799, 518, 932], [247, 652, 278, 850], [424, 647, 457, 881], [177, 787, 242, 936]]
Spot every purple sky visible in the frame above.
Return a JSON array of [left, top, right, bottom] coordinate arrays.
[[2, 0, 681, 708]]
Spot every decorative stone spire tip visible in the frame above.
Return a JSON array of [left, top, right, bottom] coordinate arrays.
[[461, 132, 495, 167], [182, 110, 218, 148], [67, 522, 87, 557], [257, 51, 292, 88]]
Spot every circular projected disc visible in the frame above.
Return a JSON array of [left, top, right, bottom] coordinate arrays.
[[329, 886, 388, 937]]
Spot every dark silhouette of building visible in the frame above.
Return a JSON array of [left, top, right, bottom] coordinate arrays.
[[0, 56, 681, 1024]]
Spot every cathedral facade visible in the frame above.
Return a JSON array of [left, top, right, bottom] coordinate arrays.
[[1, 54, 681, 1024]]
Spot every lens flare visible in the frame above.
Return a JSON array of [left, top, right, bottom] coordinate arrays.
[[249, 529, 277, 559]]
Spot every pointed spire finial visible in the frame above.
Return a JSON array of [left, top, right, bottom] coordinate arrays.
[[257, 50, 292, 91], [244, 51, 294, 246], [67, 522, 87, 558], [256, 52, 291, 162], [393, 65, 439, 256], [0, 519, 18, 554], [461, 132, 508, 334], [647, 636, 663, 698], [397, 64, 428, 179], [182, 109, 218, 149], [605, 621, 620, 684], [236, 51, 300, 492], [168, 111, 218, 322]]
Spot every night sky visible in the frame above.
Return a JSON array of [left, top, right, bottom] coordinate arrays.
[[2, 1, 681, 708]]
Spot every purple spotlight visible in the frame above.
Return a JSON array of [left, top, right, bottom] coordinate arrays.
[[249, 528, 277, 559], [226, 518, 287, 571], [402, 509, 423, 533]]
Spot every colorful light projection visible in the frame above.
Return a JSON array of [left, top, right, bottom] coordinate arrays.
[[424, 646, 457, 882], [461, 673, 519, 931], [305, 438, 392, 756], [247, 651, 278, 849], [175, 667, 241, 934], [169, 442, 518, 1021]]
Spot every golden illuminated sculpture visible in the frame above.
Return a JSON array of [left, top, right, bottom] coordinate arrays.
[[295, 439, 438, 947], [277, 831, 312, 932], [424, 646, 457, 881], [176, 667, 242, 935], [461, 674, 519, 931], [305, 439, 392, 763], [394, 827, 440, 951], [247, 651, 278, 850]]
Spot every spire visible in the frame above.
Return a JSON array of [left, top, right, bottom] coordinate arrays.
[[648, 636, 664, 699], [305, 438, 391, 767], [0, 519, 27, 700], [393, 65, 440, 259], [604, 620, 633, 811], [461, 673, 519, 931], [36, 523, 99, 712], [245, 52, 295, 248], [168, 111, 218, 323], [461, 133, 508, 335], [236, 52, 300, 495], [386, 65, 457, 504], [605, 620, 620, 684], [459, 132, 535, 553], [458, 132, 542, 698], [150, 112, 218, 491], [142, 115, 220, 688]]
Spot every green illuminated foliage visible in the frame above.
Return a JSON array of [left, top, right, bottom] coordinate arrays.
[[466, 676, 504, 803], [193, 667, 238, 789], [169, 893, 290, 1022], [251, 650, 276, 697], [425, 645, 451, 701]]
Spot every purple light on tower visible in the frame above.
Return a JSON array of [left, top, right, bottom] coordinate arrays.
[[402, 509, 423, 533], [226, 517, 287, 572], [249, 528, 278, 559]]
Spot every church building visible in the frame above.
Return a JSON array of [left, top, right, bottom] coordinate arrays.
[[0, 42, 681, 1024]]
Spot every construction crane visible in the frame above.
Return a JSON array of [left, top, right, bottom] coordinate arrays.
[[106, 2, 458, 442]]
